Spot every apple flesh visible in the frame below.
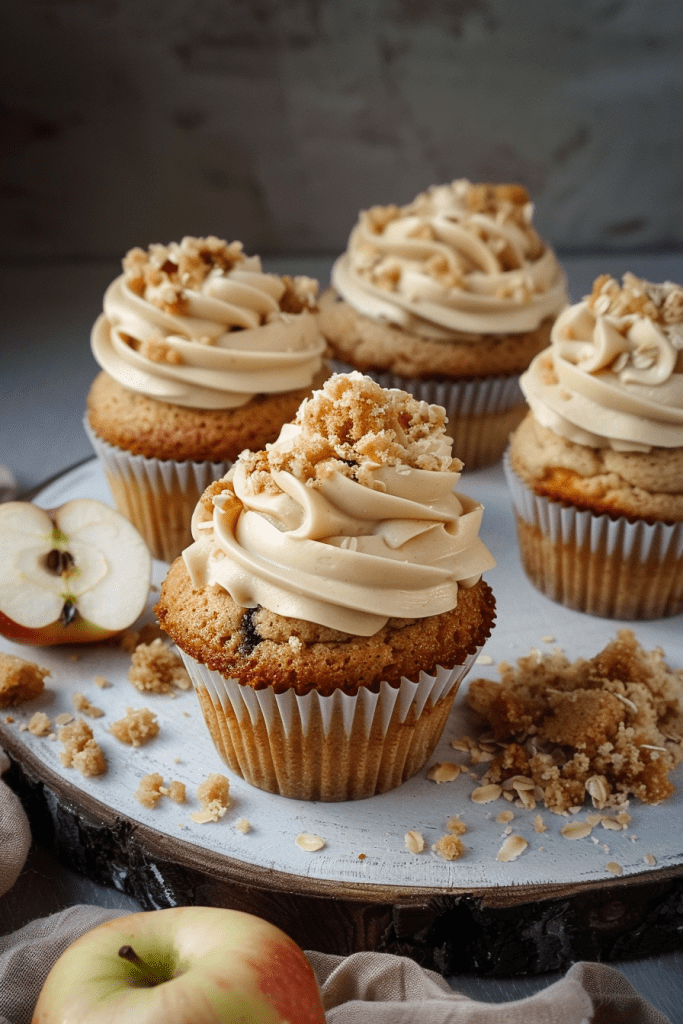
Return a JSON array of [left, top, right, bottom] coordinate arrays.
[[0, 498, 151, 645], [32, 906, 326, 1024]]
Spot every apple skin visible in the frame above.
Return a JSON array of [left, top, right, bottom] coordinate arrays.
[[32, 906, 326, 1024], [0, 498, 151, 646]]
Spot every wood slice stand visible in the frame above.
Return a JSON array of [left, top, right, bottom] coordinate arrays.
[[4, 727, 683, 978], [3, 458, 683, 977]]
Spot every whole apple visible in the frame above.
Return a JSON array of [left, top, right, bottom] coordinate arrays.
[[32, 906, 326, 1024], [0, 498, 151, 645]]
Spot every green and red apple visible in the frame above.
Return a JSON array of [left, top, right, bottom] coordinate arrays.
[[0, 498, 151, 644], [32, 906, 326, 1024]]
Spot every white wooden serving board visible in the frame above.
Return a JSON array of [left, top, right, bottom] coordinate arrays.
[[1, 458, 681, 892]]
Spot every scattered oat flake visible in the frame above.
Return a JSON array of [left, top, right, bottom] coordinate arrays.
[[427, 762, 461, 783], [606, 861, 623, 876], [27, 712, 51, 737], [496, 835, 528, 862], [541, 635, 555, 644], [496, 810, 514, 824], [471, 783, 502, 804], [533, 814, 547, 834], [601, 817, 625, 831], [561, 821, 593, 840], [585, 813, 603, 827], [296, 833, 325, 852], [450, 737, 472, 752], [235, 818, 252, 834], [55, 713, 74, 726], [643, 853, 657, 866], [476, 654, 493, 666], [405, 830, 425, 854]]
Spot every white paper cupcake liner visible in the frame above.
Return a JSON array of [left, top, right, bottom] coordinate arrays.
[[328, 359, 526, 469], [180, 647, 483, 801], [84, 418, 231, 563], [504, 448, 683, 619]]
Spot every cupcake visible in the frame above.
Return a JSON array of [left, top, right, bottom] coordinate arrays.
[[506, 273, 683, 619], [319, 180, 567, 469], [85, 236, 327, 562], [155, 372, 496, 801]]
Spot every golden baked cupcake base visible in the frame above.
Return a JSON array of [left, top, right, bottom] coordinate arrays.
[[504, 450, 683, 620]]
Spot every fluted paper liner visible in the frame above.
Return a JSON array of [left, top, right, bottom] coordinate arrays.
[[328, 359, 526, 469], [84, 418, 231, 563], [180, 648, 483, 801], [504, 448, 683, 619]]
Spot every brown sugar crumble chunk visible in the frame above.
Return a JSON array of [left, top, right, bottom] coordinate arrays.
[[433, 834, 465, 861], [72, 692, 105, 718], [110, 707, 159, 747], [128, 639, 191, 694], [0, 653, 49, 707], [58, 718, 107, 777], [134, 774, 186, 809], [27, 711, 52, 737], [239, 372, 457, 496], [190, 773, 231, 823], [466, 630, 683, 813]]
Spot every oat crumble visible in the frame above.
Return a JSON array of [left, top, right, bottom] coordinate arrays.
[[58, 718, 107, 777], [0, 654, 49, 707], [72, 692, 104, 718], [190, 773, 231, 823], [110, 707, 159, 747], [128, 638, 191, 694]]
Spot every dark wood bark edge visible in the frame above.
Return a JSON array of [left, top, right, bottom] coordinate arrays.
[[4, 727, 683, 977]]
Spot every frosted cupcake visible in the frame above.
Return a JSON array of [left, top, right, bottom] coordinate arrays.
[[85, 236, 327, 562], [156, 372, 496, 801], [506, 273, 683, 619], [320, 180, 567, 469]]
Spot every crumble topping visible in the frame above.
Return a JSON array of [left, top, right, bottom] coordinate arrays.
[[72, 692, 104, 718], [134, 773, 186, 809], [128, 638, 191, 694], [27, 711, 52, 737], [0, 654, 49, 707], [238, 372, 457, 496], [122, 236, 318, 320], [190, 773, 231, 823], [58, 718, 107, 777], [586, 273, 683, 351], [433, 834, 465, 860], [465, 630, 683, 813], [110, 707, 159, 747]]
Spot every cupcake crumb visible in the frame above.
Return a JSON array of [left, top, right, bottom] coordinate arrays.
[[433, 834, 465, 860], [110, 707, 159, 747], [190, 773, 231, 823], [58, 718, 107, 777], [72, 692, 104, 718], [0, 653, 49, 707], [128, 638, 191, 694], [27, 712, 51, 736]]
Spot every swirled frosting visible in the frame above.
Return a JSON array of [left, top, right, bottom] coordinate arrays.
[[183, 372, 496, 636], [521, 273, 683, 452], [91, 236, 326, 409], [331, 180, 567, 339]]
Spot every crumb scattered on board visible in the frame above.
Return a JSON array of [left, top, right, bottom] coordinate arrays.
[[190, 773, 231, 823], [72, 692, 104, 718], [58, 719, 107, 777], [134, 773, 187, 809], [461, 630, 683, 813], [0, 654, 49, 707], [110, 707, 159, 747], [296, 833, 325, 852], [128, 638, 191, 694]]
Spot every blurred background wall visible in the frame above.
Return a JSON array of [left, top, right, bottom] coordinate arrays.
[[2, 0, 682, 261]]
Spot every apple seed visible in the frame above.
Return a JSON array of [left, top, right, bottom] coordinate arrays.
[[59, 600, 78, 626]]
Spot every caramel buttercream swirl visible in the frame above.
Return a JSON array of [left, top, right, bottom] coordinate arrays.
[[521, 273, 683, 452], [91, 236, 326, 409], [183, 372, 496, 635], [331, 180, 567, 339]]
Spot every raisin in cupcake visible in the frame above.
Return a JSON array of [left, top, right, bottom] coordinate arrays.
[[319, 180, 567, 470], [506, 273, 683, 619], [155, 372, 496, 801], [85, 236, 327, 562]]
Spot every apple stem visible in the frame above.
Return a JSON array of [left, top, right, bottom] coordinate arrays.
[[118, 945, 168, 986]]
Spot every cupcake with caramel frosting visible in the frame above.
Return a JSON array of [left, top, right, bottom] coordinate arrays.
[[506, 272, 683, 619], [156, 372, 496, 800], [320, 180, 567, 469], [85, 236, 327, 561]]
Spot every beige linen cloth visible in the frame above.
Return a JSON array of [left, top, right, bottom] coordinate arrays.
[[0, 752, 671, 1024]]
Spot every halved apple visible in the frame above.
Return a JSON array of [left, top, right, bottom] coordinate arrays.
[[0, 498, 152, 645]]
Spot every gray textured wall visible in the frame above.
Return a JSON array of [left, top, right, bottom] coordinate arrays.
[[2, 0, 682, 260]]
